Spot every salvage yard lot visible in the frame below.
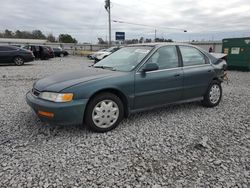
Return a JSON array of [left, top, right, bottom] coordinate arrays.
[[0, 56, 249, 187]]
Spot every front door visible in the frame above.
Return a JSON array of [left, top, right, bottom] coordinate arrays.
[[134, 45, 183, 110]]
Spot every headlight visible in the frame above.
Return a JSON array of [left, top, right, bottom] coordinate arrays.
[[39, 92, 73, 102]]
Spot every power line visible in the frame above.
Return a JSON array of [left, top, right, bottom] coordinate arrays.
[[112, 20, 187, 32]]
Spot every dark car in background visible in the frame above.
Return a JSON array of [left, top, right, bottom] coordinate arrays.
[[26, 43, 227, 133], [45, 46, 55, 58], [0, 45, 34, 65], [23, 45, 50, 60], [53, 47, 69, 57]]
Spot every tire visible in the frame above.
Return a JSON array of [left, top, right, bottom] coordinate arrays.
[[84, 92, 124, 132], [13, 56, 24, 66], [202, 80, 222, 107]]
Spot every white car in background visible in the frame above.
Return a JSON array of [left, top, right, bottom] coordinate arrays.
[[94, 46, 121, 63], [87, 49, 107, 60]]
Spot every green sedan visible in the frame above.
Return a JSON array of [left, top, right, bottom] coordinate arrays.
[[26, 43, 227, 132]]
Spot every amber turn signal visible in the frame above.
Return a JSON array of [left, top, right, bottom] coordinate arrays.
[[38, 111, 54, 118]]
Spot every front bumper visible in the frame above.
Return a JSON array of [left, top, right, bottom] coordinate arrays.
[[26, 91, 88, 125]]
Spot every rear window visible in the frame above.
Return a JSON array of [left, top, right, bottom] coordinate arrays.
[[53, 48, 61, 51], [179, 46, 206, 66]]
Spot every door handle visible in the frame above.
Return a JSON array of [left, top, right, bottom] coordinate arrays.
[[208, 70, 212, 72], [174, 74, 180, 77]]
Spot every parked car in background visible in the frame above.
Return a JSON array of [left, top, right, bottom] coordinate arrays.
[[87, 49, 106, 60], [53, 47, 69, 57], [0, 45, 34, 65], [23, 45, 50, 60], [45, 46, 55, 58], [26, 43, 227, 133], [94, 46, 121, 63]]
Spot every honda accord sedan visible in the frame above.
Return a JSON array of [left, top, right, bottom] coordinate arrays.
[[26, 43, 227, 132]]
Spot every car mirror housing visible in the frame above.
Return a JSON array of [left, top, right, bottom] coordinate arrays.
[[142, 63, 159, 72]]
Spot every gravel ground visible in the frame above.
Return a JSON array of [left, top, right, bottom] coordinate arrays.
[[0, 56, 249, 188]]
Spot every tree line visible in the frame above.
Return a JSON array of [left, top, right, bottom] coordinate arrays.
[[98, 36, 173, 45], [0, 29, 78, 43]]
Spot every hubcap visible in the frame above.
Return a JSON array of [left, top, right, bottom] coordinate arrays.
[[209, 84, 221, 104], [15, 57, 23, 65], [92, 100, 119, 128]]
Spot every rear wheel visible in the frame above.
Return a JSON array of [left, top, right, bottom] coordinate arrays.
[[13, 56, 24, 66], [84, 92, 124, 132], [202, 80, 222, 107]]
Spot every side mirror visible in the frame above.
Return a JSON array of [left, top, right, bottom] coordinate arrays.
[[142, 63, 159, 72]]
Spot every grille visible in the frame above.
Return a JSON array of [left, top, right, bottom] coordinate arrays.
[[32, 89, 40, 96]]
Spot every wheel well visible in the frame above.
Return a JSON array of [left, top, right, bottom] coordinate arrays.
[[85, 89, 129, 118], [13, 55, 24, 62], [13, 55, 23, 60], [212, 77, 222, 83]]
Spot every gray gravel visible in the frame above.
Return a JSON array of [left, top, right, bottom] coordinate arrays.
[[0, 56, 249, 187]]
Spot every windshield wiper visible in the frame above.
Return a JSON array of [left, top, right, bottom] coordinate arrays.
[[94, 65, 116, 71]]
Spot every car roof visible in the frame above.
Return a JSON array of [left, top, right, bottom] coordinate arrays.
[[127, 42, 196, 48], [0, 45, 19, 49]]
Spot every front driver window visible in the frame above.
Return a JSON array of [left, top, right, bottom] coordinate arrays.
[[147, 46, 179, 70]]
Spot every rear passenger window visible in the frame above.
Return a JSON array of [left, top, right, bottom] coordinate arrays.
[[147, 46, 179, 69], [179, 46, 205, 66]]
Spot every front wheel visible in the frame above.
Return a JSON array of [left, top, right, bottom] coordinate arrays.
[[13, 56, 24, 66], [202, 80, 222, 107], [84, 92, 124, 132]]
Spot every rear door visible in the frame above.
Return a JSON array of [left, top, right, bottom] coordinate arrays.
[[178, 45, 214, 99], [134, 45, 183, 109]]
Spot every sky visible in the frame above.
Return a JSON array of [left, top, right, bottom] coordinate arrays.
[[0, 0, 250, 43]]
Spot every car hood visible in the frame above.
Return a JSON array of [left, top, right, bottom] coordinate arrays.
[[34, 67, 123, 92]]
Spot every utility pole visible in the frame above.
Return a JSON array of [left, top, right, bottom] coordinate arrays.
[[154, 29, 157, 42], [105, 0, 111, 47]]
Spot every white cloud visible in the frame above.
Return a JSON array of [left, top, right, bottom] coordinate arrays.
[[0, 0, 250, 42]]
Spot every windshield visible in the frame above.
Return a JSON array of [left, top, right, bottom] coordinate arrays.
[[94, 46, 153, 71]]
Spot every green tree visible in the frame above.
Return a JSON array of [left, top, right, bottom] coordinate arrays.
[[4, 29, 13, 38], [15, 30, 23, 38], [32, 30, 46, 39], [145, 38, 152, 43], [139, 37, 144, 43], [59, 34, 77, 43], [23, 31, 33, 39]]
